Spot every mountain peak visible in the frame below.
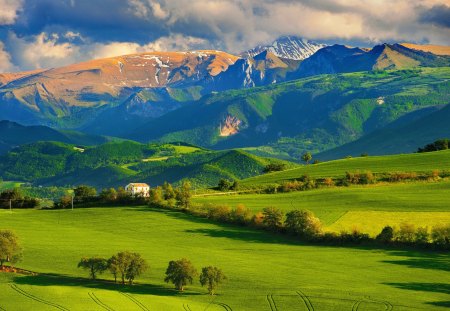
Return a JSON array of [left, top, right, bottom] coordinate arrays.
[[243, 36, 326, 60]]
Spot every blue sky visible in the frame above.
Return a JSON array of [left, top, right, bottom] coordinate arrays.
[[0, 0, 449, 72]]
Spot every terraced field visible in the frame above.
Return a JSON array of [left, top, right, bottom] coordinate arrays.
[[0, 207, 448, 310]]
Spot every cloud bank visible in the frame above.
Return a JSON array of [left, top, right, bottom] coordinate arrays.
[[0, 0, 449, 71]]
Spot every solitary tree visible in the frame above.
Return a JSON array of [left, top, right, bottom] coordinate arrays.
[[262, 207, 284, 230], [285, 210, 322, 238], [77, 257, 108, 279], [0, 230, 22, 268], [176, 180, 192, 209], [164, 258, 198, 291], [301, 152, 312, 165], [199, 266, 227, 295]]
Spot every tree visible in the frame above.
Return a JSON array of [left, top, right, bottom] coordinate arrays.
[[126, 253, 148, 285], [74, 185, 97, 200], [162, 182, 176, 200], [77, 257, 108, 279], [176, 180, 192, 209], [164, 258, 198, 291], [284, 209, 322, 238], [100, 188, 117, 202], [415, 227, 429, 244], [148, 186, 163, 205], [108, 251, 148, 285], [262, 207, 284, 230], [0, 189, 23, 209], [376, 226, 394, 243], [0, 230, 22, 268], [199, 266, 227, 295], [431, 225, 450, 246], [301, 152, 312, 165], [397, 223, 416, 243], [217, 179, 232, 191]]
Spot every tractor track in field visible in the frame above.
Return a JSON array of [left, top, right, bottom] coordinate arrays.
[[0, 305, 5, 311], [351, 295, 393, 311], [9, 284, 69, 311], [266, 294, 278, 311], [297, 290, 314, 311], [215, 302, 232, 311], [120, 292, 149, 311], [183, 303, 192, 311], [88, 292, 114, 311]]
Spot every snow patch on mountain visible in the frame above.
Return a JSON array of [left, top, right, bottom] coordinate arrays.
[[244, 36, 326, 60]]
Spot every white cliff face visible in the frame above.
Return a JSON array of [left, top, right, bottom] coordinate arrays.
[[244, 36, 326, 61]]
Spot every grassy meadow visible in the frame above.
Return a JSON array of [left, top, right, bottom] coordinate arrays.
[[0, 207, 449, 310], [241, 149, 450, 187], [194, 180, 450, 235]]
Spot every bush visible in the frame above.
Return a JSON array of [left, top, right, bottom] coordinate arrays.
[[396, 223, 416, 243], [207, 205, 232, 222], [431, 225, 450, 246], [388, 172, 418, 182], [376, 226, 394, 243], [322, 177, 335, 187], [264, 163, 286, 173], [262, 207, 284, 230], [284, 210, 322, 238]]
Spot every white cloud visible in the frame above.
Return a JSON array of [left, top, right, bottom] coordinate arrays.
[[0, 42, 16, 72], [8, 32, 80, 70], [0, 0, 23, 25], [64, 31, 84, 41]]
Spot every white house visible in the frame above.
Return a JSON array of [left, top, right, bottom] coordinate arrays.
[[125, 183, 150, 197]]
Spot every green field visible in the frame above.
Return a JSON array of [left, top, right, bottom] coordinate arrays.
[[241, 149, 450, 186], [194, 180, 450, 234], [0, 181, 21, 191], [0, 207, 448, 310]]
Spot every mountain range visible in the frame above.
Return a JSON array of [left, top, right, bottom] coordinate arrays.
[[0, 36, 449, 163]]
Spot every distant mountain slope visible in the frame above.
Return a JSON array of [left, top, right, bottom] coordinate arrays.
[[128, 67, 450, 158], [316, 103, 450, 160], [204, 50, 301, 90], [293, 43, 450, 78], [400, 43, 450, 56], [0, 120, 108, 154], [0, 141, 296, 188], [243, 36, 326, 60], [0, 50, 238, 128]]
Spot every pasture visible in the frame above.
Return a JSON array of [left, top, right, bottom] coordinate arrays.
[[194, 180, 450, 233], [241, 149, 450, 186], [0, 207, 449, 310]]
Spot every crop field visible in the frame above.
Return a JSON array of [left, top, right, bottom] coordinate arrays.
[[0, 207, 449, 310], [193, 181, 450, 232], [241, 150, 450, 186]]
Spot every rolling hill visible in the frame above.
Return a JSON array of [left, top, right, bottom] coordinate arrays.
[[0, 120, 109, 154], [0, 141, 296, 188]]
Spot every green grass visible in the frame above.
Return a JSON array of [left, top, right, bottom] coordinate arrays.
[[241, 150, 450, 187], [0, 207, 448, 310], [194, 180, 450, 230]]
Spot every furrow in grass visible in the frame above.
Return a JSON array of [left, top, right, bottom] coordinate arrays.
[[266, 294, 278, 311], [88, 292, 114, 311], [120, 292, 149, 311], [215, 302, 233, 311], [9, 284, 69, 311], [296, 290, 314, 311], [352, 300, 362, 311]]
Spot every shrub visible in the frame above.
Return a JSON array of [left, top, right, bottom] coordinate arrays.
[[262, 207, 284, 230], [388, 172, 418, 182], [376, 226, 394, 243], [415, 227, 430, 244], [431, 225, 450, 246], [207, 205, 232, 222], [230, 204, 251, 225], [322, 177, 335, 187], [284, 210, 322, 238], [396, 223, 416, 243], [264, 163, 286, 173]]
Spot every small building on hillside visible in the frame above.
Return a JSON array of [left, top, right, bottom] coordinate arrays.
[[125, 183, 150, 197]]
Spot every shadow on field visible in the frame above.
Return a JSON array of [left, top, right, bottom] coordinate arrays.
[[13, 273, 200, 297], [384, 282, 450, 309], [184, 228, 292, 245], [382, 250, 450, 272]]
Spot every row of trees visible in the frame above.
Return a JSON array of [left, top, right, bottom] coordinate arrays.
[[0, 189, 39, 209], [78, 255, 226, 295]]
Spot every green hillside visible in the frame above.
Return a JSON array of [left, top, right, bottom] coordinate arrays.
[[0, 120, 109, 154], [317, 103, 450, 160], [0, 141, 296, 189], [0, 207, 448, 310], [130, 67, 450, 159], [241, 149, 450, 187]]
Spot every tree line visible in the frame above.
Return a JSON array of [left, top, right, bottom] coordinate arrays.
[[78, 255, 226, 295]]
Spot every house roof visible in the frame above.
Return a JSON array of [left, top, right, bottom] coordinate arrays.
[[127, 183, 150, 187]]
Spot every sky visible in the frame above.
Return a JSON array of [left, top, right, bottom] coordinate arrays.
[[0, 0, 449, 72]]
